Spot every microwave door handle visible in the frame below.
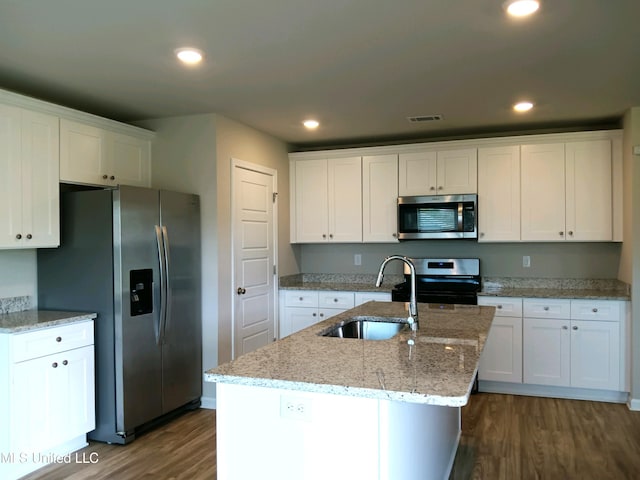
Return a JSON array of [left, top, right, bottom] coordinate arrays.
[[457, 202, 464, 231]]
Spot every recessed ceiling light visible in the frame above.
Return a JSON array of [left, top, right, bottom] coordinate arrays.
[[175, 48, 204, 65], [513, 101, 534, 112], [303, 119, 320, 129], [505, 0, 540, 17]]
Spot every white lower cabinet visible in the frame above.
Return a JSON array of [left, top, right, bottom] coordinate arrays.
[[279, 289, 392, 338], [0, 320, 95, 480], [523, 298, 622, 391], [477, 297, 523, 383]]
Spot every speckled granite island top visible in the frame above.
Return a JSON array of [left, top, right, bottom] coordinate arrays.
[[205, 301, 494, 407], [0, 310, 97, 333]]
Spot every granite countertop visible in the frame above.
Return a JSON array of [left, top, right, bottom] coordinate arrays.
[[479, 277, 630, 301], [205, 301, 495, 407], [279, 273, 403, 293], [0, 310, 97, 333]]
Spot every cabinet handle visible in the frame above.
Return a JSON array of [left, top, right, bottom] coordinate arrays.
[[543, 306, 549, 311], [26, 234, 32, 239], [15, 234, 22, 240], [63, 360, 68, 366], [559, 231, 564, 236], [562, 326, 568, 330], [592, 308, 598, 313], [236, 287, 246, 295], [103, 174, 108, 179], [572, 326, 578, 330], [56, 336, 62, 342], [52, 362, 58, 368]]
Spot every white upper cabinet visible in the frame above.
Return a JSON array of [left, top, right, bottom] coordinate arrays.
[[0, 105, 59, 249], [60, 119, 151, 188], [292, 157, 362, 243], [398, 148, 477, 196], [362, 154, 399, 243], [477, 145, 521, 242], [521, 140, 613, 242]]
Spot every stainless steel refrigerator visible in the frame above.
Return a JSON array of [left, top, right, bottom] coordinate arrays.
[[37, 185, 202, 444]]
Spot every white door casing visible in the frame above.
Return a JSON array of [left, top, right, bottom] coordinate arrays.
[[232, 159, 277, 359]]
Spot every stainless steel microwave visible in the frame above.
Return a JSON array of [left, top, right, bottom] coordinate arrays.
[[397, 194, 478, 240]]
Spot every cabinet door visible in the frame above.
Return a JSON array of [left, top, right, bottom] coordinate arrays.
[[570, 320, 620, 390], [294, 159, 329, 242], [479, 316, 523, 383], [521, 143, 566, 241], [12, 345, 95, 452], [362, 154, 399, 242], [565, 140, 612, 241], [281, 307, 322, 338], [523, 317, 570, 386], [328, 157, 362, 242], [398, 151, 437, 195], [436, 148, 477, 194], [21, 110, 59, 248], [109, 132, 151, 187], [0, 104, 23, 247], [477, 146, 520, 242], [60, 119, 109, 186]]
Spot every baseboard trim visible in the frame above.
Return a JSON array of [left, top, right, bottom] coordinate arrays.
[[627, 398, 640, 411], [200, 396, 217, 410], [478, 380, 628, 404]]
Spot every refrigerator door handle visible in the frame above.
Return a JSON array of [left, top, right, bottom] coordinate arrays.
[[161, 226, 172, 342], [155, 225, 167, 345]]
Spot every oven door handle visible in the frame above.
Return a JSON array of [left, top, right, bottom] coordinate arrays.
[[457, 202, 464, 231]]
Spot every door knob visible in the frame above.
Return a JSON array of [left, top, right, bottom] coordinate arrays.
[[237, 287, 246, 295]]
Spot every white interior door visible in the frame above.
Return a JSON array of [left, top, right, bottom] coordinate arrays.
[[232, 160, 277, 358]]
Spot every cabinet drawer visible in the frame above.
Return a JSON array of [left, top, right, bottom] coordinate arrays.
[[11, 321, 94, 363], [570, 300, 621, 322], [478, 297, 522, 317], [283, 290, 319, 308], [523, 298, 570, 319], [318, 291, 355, 310]]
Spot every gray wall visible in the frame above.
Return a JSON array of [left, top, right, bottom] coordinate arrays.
[[299, 242, 622, 278], [0, 250, 37, 302]]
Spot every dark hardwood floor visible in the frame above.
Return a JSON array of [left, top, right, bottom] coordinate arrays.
[[22, 393, 640, 479]]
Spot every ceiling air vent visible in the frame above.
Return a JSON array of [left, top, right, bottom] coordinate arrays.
[[407, 114, 443, 123]]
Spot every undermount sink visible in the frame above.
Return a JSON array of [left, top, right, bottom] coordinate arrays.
[[320, 317, 407, 340]]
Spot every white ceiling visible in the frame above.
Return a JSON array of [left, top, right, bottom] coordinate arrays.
[[1, 0, 639, 148]]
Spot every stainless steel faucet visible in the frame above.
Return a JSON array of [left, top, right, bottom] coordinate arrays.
[[375, 255, 419, 331]]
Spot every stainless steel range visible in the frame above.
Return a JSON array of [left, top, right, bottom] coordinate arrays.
[[391, 258, 481, 305]]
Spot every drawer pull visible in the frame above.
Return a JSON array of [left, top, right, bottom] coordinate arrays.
[[299, 297, 303, 301], [319, 313, 324, 317], [543, 306, 549, 311], [497, 305, 503, 309], [52, 362, 58, 368], [334, 298, 338, 303], [562, 326, 568, 330], [56, 336, 62, 342], [312, 313, 317, 317], [63, 360, 68, 366], [592, 308, 598, 313], [572, 326, 578, 330]]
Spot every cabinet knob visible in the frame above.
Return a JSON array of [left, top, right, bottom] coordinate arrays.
[[559, 231, 564, 236], [63, 360, 68, 366], [430, 186, 435, 191], [15, 234, 22, 240], [52, 362, 58, 368], [497, 305, 503, 309], [110, 175, 116, 181], [437, 186, 443, 190], [26, 234, 32, 239], [572, 326, 578, 330], [568, 231, 574, 236], [319, 313, 324, 317], [480, 232, 485, 237], [329, 234, 333, 239], [562, 326, 568, 330], [312, 312, 317, 317], [392, 233, 397, 238], [322, 234, 327, 239], [333, 298, 338, 302], [299, 297, 303, 301], [592, 308, 598, 313], [543, 306, 549, 311], [103, 174, 108, 179], [56, 336, 62, 342]]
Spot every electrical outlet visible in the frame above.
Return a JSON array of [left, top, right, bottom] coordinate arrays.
[[354, 254, 362, 266], [280, 395, 312, 421], [523, 255, 531, 268]]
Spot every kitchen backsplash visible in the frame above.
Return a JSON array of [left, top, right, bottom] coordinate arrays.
[[0, 295, 32, 314]]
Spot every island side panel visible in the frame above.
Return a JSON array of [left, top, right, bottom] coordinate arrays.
[[379, 400, 461, 480], [216, 382, 380, 480]]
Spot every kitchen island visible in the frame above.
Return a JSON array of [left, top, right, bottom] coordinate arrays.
[[206, 301, 494, 480]]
